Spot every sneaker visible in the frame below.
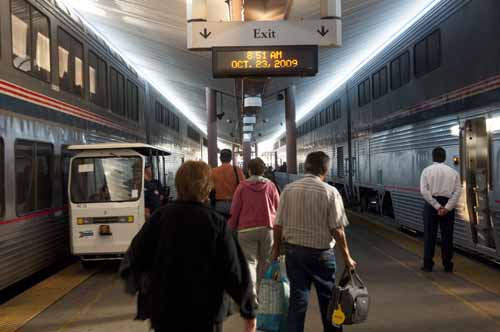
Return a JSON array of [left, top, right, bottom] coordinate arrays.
[[420, 266, 432, 272]]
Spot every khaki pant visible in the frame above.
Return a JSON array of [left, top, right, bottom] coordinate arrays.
[[238, 228, 273, 297]]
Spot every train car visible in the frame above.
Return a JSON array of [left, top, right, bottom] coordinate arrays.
[[274, 0, 500, 261], [0, 0, 205, 290]]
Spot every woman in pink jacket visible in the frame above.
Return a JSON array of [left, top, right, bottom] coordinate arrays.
[[229, 158, 280, 297]]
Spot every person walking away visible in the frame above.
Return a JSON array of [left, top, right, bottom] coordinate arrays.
[[229, 158, 280, 299], [420, 146, 461, 273], [212, 149, 245, 216], [272, 151, 357, 332], [123, 161, 256, 332], [263, 166, 282, 194], [144, 164, 164, 219]]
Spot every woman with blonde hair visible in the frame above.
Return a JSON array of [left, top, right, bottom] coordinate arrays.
[[124, 161, 256, 332]]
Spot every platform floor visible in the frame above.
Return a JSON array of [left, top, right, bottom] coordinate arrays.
[[1, 214, 499, 332]]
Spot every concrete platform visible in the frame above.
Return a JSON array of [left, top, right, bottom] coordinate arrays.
[[2, 214, 499, 332]]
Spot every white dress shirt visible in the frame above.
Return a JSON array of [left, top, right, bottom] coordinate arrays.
[[420, 162, 462, 211]]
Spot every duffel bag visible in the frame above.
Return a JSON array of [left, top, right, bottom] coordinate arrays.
[[328, 268, 370, 326]]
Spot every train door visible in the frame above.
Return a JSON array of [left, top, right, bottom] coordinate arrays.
[[463, 118, 497, 250]]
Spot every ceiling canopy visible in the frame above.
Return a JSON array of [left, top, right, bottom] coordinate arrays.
[[61, 0, 441, 148]]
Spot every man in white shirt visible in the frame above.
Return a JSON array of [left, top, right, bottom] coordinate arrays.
[[420, 147, 461, 273], [272, 151, 356, 332]]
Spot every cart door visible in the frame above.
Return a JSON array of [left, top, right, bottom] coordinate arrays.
[[463, 118, 497, 250]]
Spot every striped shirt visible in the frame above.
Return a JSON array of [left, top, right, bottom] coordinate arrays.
[[275, 174, 349, 249]]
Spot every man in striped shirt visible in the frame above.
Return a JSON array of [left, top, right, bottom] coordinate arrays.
[[272, 151, 357, 332]]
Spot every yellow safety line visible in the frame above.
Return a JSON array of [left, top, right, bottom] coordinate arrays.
[[348, 211, 500, 297], [369, 244, 500, 327], [0, 263, 96, 332]]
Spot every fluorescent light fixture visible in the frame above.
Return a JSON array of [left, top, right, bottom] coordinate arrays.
[[260, 0, 444, 152], [487, 117, 500, 132], [244, 96, 262, 108], [243, 125, 253, 132], [450, 125, 460, 137], [243, 116, 257, 124]]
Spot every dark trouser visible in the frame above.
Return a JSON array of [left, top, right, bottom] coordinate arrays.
[[284, 243, 342, 332], [423, 196, 455, 270]]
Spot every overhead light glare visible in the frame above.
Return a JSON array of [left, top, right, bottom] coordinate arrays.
[[59, 0, 207, 134], [260, 0, 444, 152]]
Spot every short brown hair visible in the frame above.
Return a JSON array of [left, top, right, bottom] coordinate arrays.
[[248, 158, 266, 176], [220, 149, 232, 163], [305, 151, 330, 176], [175, 161, 213, 202]]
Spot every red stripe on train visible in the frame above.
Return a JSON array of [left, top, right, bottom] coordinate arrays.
[[0, 207, 67, 226], [0, 85, 119, 130], [0, 79, 128, 132], [0, 79, 114, 124]]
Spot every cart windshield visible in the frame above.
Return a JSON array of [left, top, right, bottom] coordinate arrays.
[[70, 156, 143, 203]]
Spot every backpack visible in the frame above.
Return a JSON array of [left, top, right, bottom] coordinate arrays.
[[327, 268, 370, 326]]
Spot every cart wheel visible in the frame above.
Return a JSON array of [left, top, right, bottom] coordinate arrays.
[[81, 259, 94, 269]]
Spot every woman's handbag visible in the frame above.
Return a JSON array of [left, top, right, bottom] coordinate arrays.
[[327, 268, 370, 326], [256, 260, 289, 332]]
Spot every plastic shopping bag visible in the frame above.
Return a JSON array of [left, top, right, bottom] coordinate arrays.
[[256, 260, 290, 332]]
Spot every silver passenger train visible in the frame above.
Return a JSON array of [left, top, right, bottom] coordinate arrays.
[[0, 0, 206, 290], [274, 0, 500, 261]]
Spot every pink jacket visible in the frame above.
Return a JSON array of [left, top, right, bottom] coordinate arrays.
[[228, 176, 280, 231]]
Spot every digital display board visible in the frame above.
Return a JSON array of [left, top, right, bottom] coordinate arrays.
[[212, 46, 318, 78]]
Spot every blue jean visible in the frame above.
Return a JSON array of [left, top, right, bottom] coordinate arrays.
[[285, 243, 342, 332]]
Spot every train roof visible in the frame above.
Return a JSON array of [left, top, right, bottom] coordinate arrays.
[[68, 143, 171, 156]]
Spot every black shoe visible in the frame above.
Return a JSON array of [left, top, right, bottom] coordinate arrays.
[[444, 265, 454, 273], [420, 266, 432, 272]]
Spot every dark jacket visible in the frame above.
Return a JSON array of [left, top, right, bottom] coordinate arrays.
[[121, 201, 255, 332]]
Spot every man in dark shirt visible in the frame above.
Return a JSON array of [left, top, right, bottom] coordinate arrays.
[[144, 164, 164, 219]]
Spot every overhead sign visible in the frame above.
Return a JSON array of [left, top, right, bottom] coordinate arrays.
[[188, 19, 341, 50], [212, 46, 318, 78]]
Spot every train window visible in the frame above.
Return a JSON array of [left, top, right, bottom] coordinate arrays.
[[415, 30, 441, 77], [414, 39, 427, 77], [390, 51, 410, 90], [110, 67, 125, 116], [174, 116, 180, 132], [37, 143, 52, 209], [372, 67, 388, 100], [89, 51, 108, 108], [11, 0, 51, 82], [15, 140, 53, 215], [358, 78, 370, 107], [58, 28, 84, 96], [427, 30, 441, 72], [126, 80, 139, 122], [328, 104, 334, 123], [337, 146, 344, 178], [0, 139, 3, 217], [155, 101, 161, 122], [334, 99, 341, 120], [320, 110, 325, 126], [372, 71, 380, 99], [164, 107, 170, 126]]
